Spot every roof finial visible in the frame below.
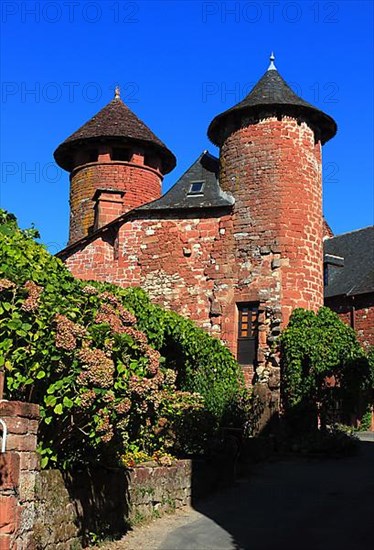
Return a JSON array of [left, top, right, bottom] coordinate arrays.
[[114, 85, 120, 99], [268, 52, 277, 71]]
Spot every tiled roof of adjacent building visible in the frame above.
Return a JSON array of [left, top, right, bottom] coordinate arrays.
[[54, 95, 176, 173], [324, 226, 374, 298], [208, 57, 337, 146], [137, 151, 234, 211]]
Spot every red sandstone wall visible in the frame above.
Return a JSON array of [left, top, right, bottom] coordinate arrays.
[[65, 213, 224, 336], [64, 115, 324, 393], [69, 161, 162, 244], [219, 116, 323, 326], [325, 293, 374, 349], [64, 208, 281, 387]]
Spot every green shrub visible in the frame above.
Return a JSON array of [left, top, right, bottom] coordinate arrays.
[[0, 210, 247, 467], [281, 307, 371, 432], [105, 285, 245, 424]]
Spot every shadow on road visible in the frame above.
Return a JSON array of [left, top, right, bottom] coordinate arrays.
[[161, 439, 374, 550]]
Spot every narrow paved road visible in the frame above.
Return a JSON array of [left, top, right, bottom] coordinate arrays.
[[103, 435, 374, 550]]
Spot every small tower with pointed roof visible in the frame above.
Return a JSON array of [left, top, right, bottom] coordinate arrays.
[[208, 54, 337, 325], [54, 88, 176, 245]]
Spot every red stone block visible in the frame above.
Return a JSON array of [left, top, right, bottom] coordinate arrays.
[[0, 533, 11, 550], [1, 418, 27, 436], [0, 496, 17, 534], [19, 452, 40, 472], [0, 454, 20, 490], [0, 402, 40, 421], [6, 435, 37, 453]]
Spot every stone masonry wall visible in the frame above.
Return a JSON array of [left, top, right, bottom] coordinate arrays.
[[32, 459, 230, 547], [219, 116, 323, 324], [33, 464, 191, 547], [63, 115, 324, 397], [64, 211, 226, 337], [34, 470, 80, 550], [69, 161, 162, 244], [128, 461, 192, 524], [0, 401, 40, 550]]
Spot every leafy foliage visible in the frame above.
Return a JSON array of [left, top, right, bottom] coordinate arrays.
[[107, 285, 245, 424], [0, 210, 246, 467], [281, 307, 372, 431]]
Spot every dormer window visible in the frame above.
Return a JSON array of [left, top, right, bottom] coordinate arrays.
[[323, 254, 344, 286], [188, 181, 204, 195]]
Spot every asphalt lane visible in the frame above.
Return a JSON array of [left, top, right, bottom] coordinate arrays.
[[158, 435, 374, 550]]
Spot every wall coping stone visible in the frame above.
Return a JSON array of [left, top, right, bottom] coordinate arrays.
[[0, 400, 40, 421]]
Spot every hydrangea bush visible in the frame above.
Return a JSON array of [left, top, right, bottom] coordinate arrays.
[[0, 210, 246, 467]]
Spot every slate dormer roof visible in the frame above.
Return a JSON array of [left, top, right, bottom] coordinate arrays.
[[137, 151, 234, 211], [54, 96, 176, 174], [324, 226, 374, 298], [208, 58, 337, 146]]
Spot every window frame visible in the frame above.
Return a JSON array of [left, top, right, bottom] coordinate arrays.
[[188, 181, 205, 195], [237, 303, 259, 366]]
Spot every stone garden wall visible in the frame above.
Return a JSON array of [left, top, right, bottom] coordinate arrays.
[[34, 469, 80, 550], [33, 457, 232, 548], [0, 401, 235, 548]]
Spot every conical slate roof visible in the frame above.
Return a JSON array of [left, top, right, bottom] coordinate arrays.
[[208, 59, 337, 146], [54, 95, 176, 173]]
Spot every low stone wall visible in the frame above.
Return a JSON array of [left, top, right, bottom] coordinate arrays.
[[129, 456, 235, 525], [33, 457, 232, 547], [128, 460, 191, 524], [34, 470, 80, 550]]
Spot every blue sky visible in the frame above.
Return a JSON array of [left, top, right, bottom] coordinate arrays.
[[0, 0, 373, 252]]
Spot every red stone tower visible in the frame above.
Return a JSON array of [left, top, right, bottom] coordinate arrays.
[[208, 55, 337, 326], [54, 87, 176, 245]]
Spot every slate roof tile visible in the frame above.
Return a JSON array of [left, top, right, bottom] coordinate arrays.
[[208, 67, 337, 146], [324, 226, 374, 298], [137, 151, 234, 211]]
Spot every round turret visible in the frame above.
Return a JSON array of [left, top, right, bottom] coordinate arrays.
[[208, 55, 337, 322], [54, 89, 176, 245]]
